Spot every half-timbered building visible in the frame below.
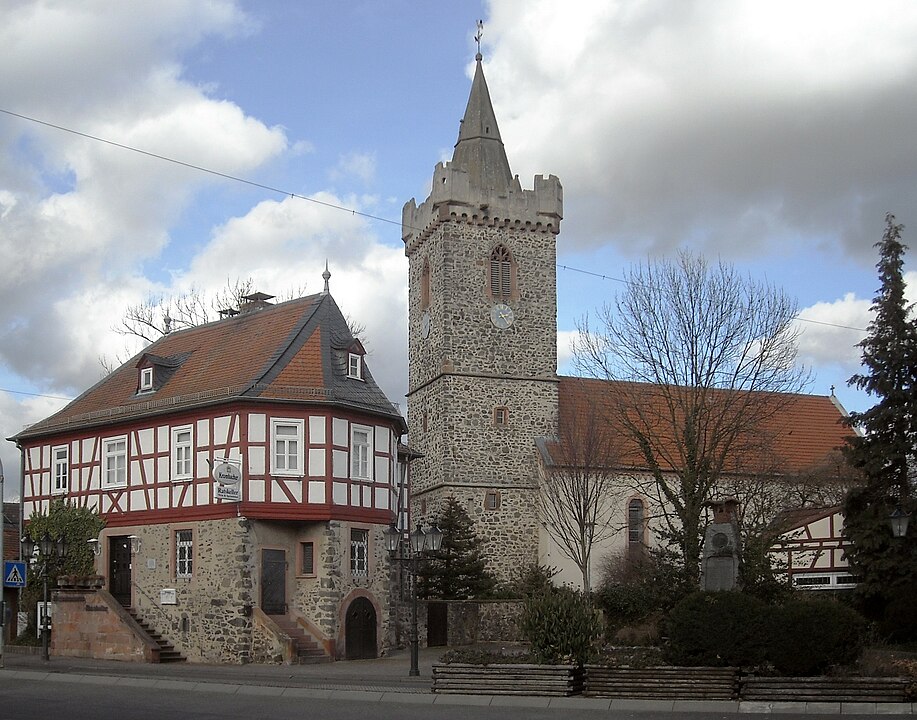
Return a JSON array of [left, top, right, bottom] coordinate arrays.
[[12, 287, 407, 663]]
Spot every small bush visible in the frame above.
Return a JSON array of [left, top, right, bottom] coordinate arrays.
[[768, 596, 865, 676], [598, 549, 691, 632], [520, 587, 602, 666], [663, 591, 769, 667], [880, 582, 917, 643]]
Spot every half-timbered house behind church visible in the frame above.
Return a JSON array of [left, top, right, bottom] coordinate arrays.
[[13, 285, 407, 663]]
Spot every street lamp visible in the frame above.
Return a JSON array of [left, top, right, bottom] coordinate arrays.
[[383, 522, 444, 677], [889, 506, 910, 538], [21, 531, 68, 662]]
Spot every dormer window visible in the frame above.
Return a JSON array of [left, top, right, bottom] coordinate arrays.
[[348, 352, 363, 380], [139, 367, 154, 392]]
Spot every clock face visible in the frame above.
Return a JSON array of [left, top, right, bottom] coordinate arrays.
[[420, 310, 431, 339], [490, 303, 514, 329]]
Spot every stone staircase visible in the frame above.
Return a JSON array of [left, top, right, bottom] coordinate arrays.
[[127, 609, 186, 663], [268, 614, 331, 664]]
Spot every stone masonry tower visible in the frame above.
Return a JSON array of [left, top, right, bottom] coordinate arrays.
[[403, 51, 563, 581]]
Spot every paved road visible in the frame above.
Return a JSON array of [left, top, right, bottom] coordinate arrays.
[[1, 648, 913, 716]]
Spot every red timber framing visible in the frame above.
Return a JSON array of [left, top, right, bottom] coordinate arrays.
[[20, 401, 400, 528]]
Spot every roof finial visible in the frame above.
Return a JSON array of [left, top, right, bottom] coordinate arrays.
[[322, 260, 331, 295], [474, 19, 483, 61]]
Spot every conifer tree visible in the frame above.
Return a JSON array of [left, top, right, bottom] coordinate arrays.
[[416, 497, 496, 600], [843, 213, 917, 613]]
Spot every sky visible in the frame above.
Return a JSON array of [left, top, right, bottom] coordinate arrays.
[[3, 0, 917, 498]]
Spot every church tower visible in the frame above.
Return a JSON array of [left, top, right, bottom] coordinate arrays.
[[403, 50, 563, 580]]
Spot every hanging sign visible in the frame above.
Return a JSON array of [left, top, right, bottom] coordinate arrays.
[[212, 461, 242, 502]]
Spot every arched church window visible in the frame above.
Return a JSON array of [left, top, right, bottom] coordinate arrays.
[[628, 498, 645, 544], [489, 245, 513, 300], [420, 259, 431, 310]]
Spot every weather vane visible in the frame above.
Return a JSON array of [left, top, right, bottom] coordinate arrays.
[[475, 19, 484, 55]]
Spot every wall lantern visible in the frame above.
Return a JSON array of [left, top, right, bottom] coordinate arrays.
[[889, 506, 910, 538]]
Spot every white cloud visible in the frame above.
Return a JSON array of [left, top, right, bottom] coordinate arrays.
[[330, 152, 377, 186], [484, 0, 917, 262], [796, 293, 870, 370], [0, 1, 285, 395]]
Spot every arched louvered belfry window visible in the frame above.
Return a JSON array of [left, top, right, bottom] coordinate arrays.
[[420, 259, 431, 310], [628, 498, 646, 545], [489, 244, 513, 301]]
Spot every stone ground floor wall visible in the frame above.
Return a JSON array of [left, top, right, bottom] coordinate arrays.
[[51, 584, 159, 662], [92, 517, 393, 663]]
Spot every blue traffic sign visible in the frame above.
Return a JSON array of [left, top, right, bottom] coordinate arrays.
[[4, 561, 26, 588]]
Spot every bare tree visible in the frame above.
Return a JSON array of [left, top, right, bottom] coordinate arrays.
[[572, 251, 810, 586], [539, 395, 627, 591], [114, 278, 259, 342]]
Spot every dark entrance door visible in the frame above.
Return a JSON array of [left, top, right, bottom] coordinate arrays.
[[261, 549, 286, 615], [109, 536, 132, 607], [427, 602, 448, 646], [345, 597, 377, 660]]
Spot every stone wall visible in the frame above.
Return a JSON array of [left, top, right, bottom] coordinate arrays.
[[442, 600, 524, 645], [111, 517, 254, 664], [51, 585, 158, 662]]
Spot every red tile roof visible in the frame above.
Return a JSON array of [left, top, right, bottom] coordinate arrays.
[[14, 293, 404, 439], [550, 376, 852, 475]]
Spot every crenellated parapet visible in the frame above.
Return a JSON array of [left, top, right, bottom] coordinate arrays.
[[403, 164, 563, 254]]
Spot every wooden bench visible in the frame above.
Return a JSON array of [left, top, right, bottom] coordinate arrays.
[[584, 666, 739, 699], [432, 663, 583, 696], [741, 676, 909, 703]]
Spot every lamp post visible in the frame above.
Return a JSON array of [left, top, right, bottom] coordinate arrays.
[[889, 506, 910, 538], [383, 522, 443, 677], [21, 531, 68, 662]]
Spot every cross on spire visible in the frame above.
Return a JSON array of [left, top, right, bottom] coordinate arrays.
[[474, 19, 484, 59]]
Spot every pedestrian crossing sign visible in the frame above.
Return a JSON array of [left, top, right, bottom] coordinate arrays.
[[4, 561, 27, 588]]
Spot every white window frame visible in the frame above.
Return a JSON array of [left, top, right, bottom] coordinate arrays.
[[350, 529, 368, 578], [271, 418, 304, 476], [102, 436, 128, 488], [171, 425, 194, 481], [51, 445, 69, 495], [176, 529, 193, 579], [139, 367, 154, 392], [347, 353, 363, 380], [350, 424, 373, 480]]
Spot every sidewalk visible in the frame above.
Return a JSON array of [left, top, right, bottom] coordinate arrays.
[[1, 647, 915, 714]]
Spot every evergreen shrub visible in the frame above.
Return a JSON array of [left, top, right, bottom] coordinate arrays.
[[519, 587, 602, 666], [768, 596, 865, 676], [663, 591, 769, 667]]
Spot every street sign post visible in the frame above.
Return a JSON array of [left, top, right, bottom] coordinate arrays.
[[3, 561, 26, 589]]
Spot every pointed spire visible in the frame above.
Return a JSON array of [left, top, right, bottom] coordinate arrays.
[[322, 261, 331, 295], [451, 48, 514, 193]]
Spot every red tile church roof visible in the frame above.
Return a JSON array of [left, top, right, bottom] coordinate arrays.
[[549, 376, 852, 475]]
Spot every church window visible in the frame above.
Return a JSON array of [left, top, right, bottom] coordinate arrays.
[[493, 406, 509, 427], [420, 260, 431, 310], [485, 491, 501, 511], [628, 498, 646, 544], [489, 245, 513, 300]]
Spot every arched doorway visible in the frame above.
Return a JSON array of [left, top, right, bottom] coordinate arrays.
[[344, 597, 377, 660]]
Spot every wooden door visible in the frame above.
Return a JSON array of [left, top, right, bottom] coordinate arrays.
[[345, 597, 377, 659], [109, 536, 132, 607], [261, 549, 286, 615]]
